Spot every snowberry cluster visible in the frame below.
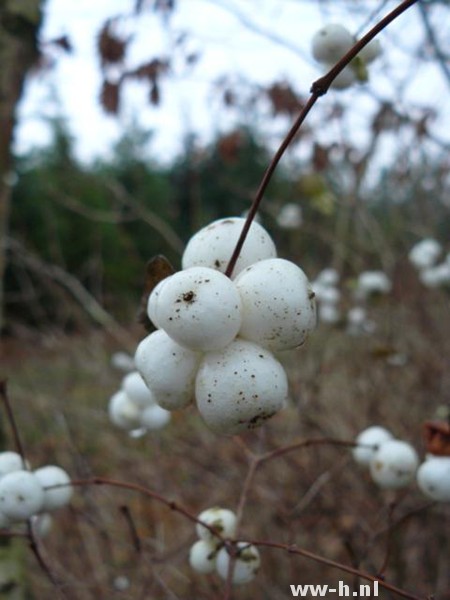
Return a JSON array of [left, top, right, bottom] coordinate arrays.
[[0, 451, 72, 531], [408, 238, 450, 289], [135, 217, 316, 436], [353, 425, 450, 501], [108, 370, 171, 434], [311, 23, 382, 90], [189, 507, 261, 585], [353, 427, 418, 490]]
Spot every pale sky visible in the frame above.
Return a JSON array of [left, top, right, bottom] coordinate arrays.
[[14, 0, 450, 164]]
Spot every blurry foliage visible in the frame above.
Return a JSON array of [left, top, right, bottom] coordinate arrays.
[[5, 113, 450, 332]]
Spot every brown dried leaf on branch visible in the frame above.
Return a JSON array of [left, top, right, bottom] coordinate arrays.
[[98, 20, 129, 67], [265, 81, 305, 117], [423, 420, 450, 456], [100, 80, 121, 115]]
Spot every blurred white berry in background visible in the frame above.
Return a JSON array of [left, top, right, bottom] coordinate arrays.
[[234, 258, 316, 351], [189, 539, 218, 574], [110, 351, 135, 373], [195, 339, 288, 435], [0, 471, 44, 521], [346, 306, 376, 336], [311, 23, 381, 91], [370, 440, 419, 490], [355, 270, 391, 300], [122, 371, 155, 409], [215, 542, 261, 585], [409, 238, 442, 270], [352, 426, 394, 467], [33, 465, 73, 512], [182, 217, 277, 277], [196, 507, 237, 544], [276, 203, 303, 229], [419, 263, 450, 289], [416, 456, 450, 502], [31, 512, 53, 538], [108, 390, 141, 431], [311, 24, 354, 63], [148, 266, 242, 352], [139, 404, 171, 430], [318, 302, 341, 324]]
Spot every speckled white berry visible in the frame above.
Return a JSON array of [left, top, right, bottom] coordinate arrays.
[[0, 451, 28, 478], [149, 267, 242, 352], [182, 217, 277, 278], [234, 258, 316, 351], [195, 339, 288, 435]]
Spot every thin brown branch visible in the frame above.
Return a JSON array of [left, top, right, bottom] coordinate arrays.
[[249, 539, 425, 600], [225, 0, 419, 278]]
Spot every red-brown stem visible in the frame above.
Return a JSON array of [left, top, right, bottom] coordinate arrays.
[[0, 380, 27, 467], [249, 540, 424, 600], [224, 0, 418, 278], [67, 477, 226, 545]]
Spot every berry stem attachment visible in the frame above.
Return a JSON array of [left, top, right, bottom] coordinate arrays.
[[225, 0, 418, 279]]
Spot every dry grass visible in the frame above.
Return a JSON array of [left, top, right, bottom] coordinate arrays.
[[1, 286, 449, 600]]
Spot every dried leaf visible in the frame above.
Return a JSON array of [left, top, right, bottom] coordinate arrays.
[[423, 420, 450, 457], [98, 20, 128, 67], [100, 80, 121, 115], [137, 255, 175, 331]]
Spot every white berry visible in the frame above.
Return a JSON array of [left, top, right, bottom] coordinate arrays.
[[189, 539, 218, 574], [416, 456, 450, 502], [370, 440, 419, 489], [195, 339, 288, 435], [234, 258, 316, 351], [0, 471, 44, 521], [31, 512, 53, 538], [34, 466, 72, 512], [122, 371, 155, 409], [353, 426, 394, 467], [358, 39, 382, 64], [140, 404, 171, 430], [108, 390, 141, 430], [0, 451, 27, 478], [196, 507, 237, 544], [135, 330, 200, 410], [182, 217, 277, 277], [312, 24, 354, 64], [149, 267, 242, 352], [216, 542, 261, 585]]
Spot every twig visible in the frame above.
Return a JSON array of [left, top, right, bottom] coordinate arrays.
[[249, 539, 424, 600], [225, 0, 419, 278]]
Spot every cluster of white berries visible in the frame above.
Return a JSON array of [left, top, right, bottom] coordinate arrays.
[[311, 24, 382, 90], [108, 370, 171, 435], [311, 268, 389, 333], [408, 238, 450, 289], [189, 507, 261, 585], [353, 426, 450, 501], [135, 217, 316, 436], [0, 451, 72, 531]]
